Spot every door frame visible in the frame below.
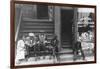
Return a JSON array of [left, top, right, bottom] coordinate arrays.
[[60, 7, 76, 48]]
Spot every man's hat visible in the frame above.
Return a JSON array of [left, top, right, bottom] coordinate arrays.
[[28, 33, 35, 36]]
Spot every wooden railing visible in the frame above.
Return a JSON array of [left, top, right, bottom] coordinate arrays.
[[15, 6, 23, 42]]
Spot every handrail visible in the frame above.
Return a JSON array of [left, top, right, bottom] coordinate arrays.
[[15, 6, 23, 42]]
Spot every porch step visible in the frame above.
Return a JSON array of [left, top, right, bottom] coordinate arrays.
[[17, 17, 54, 41], [59, 48, 73, 54]]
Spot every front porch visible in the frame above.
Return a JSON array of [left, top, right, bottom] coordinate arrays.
[[15, 47, 94, 66]]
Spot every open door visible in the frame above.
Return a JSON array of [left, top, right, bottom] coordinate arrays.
[[61, 8, 74, 49]]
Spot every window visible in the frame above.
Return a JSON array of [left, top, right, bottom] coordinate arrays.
[[22, 4, 54, 21]]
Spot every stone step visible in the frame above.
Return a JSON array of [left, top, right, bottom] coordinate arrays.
[[20, 29, 54, 33], [62, 42, 71, 45], [62, 45, 72, 48], [21, 26, 54, 29], [22, 17, 53, 23], [60, 48, 73, 54], [22, 22, 54, 26]]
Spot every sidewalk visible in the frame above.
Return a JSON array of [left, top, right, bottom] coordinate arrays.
[[15, 50, 94, 66]]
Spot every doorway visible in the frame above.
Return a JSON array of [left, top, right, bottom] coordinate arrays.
[[61, 9, 74, 48]]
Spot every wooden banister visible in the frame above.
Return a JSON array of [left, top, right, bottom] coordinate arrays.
[[15, 6, 23, 42]]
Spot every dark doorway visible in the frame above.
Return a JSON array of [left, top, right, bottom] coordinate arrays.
[[61, 9, 74, 48]]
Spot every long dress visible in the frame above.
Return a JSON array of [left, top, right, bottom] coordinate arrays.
[[16, 40, 25, 61]]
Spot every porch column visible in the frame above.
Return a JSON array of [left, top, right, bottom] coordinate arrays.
[[54, 6, 61, 51], [74, 8, 78, 43]]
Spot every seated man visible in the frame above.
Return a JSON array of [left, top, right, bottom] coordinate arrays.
[[38, 33, 47, 51], [28, 33, 38, 58], [28, 33, 36, 47], [24, 36, 32, 60], [50, 34, 60, 62]]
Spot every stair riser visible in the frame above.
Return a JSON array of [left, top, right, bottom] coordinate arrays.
[[21, 27, 54, 29]]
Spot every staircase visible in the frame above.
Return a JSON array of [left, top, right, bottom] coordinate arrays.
[[59, 34, 74, 61], [16, 4, 54, 40], [60, 35, 73, 55], [17, 17, 54, 40]]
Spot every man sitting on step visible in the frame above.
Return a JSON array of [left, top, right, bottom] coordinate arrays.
[[51, 34, 60, 62]]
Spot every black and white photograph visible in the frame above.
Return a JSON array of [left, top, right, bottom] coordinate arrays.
[[12, 2, 96, 67]]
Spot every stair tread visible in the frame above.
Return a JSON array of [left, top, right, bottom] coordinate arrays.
[[22, 17, 53, 22], [62, 46, 72, 48], [62, 44, 71, 46], [23, 22, 54, 25], [20, 32, 53, 35], [59, 48, 73, 54], [20, 29, 53, 32], [62, 44, 72, 46], [22, 26, 54, 29]]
